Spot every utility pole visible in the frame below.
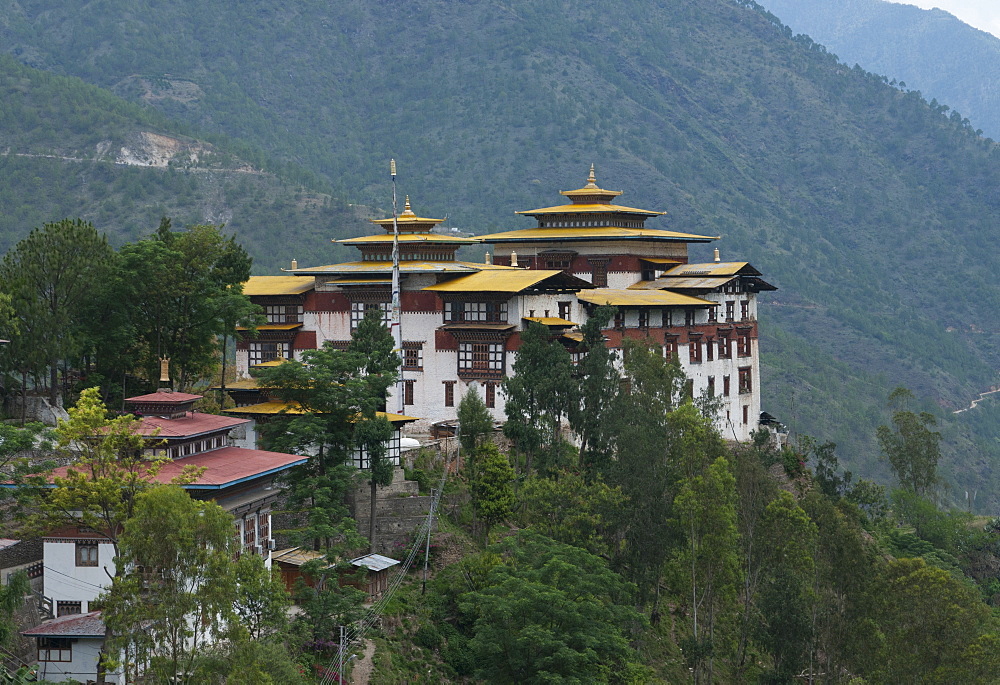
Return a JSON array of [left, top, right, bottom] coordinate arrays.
[[422, 487, 436, 595], [338, 624, 345, 684]]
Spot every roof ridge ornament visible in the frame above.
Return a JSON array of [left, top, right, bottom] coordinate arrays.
[[585, 163, 598, 189], [400, 195, 416, 218]]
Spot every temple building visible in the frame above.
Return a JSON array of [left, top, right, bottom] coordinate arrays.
[[236, 167, 775, 441]]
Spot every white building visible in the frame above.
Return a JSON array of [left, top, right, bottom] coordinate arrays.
[[236, 167, 775, 441]]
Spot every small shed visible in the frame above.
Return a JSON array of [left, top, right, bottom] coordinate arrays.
[[346, 554, 401, 598], [271, 547, 329, 593], [22, 610, 121, 684]]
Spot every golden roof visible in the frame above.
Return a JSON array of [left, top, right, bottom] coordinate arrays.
[[523, 316, 576, 326], [663, 262, 753, 277], [631, 277, 734, 290], [251, 357, 292, 368], [235, 323, 302, 331], [326, 276, 392, 285], [292, 261, 516, 276], [515, 203, 665, 216], [243, 276, 314, 296], [558, 165, 624, 203], [576, 289, 716, 307], [479, 226, 717, 243], [423, 269, 573, 293], [227, 401, 419, 423], [368, 196, 445, 231], [338, 233, 476, 245]]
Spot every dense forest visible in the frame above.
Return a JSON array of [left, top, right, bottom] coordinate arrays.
[[2, 0, 1000, 505], [758, 0, 1000, 140]]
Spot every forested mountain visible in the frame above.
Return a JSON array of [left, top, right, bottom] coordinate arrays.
[[759, 0, 1000, 140], [0, 53, 367, 270], [4, 0, 1000, 505]]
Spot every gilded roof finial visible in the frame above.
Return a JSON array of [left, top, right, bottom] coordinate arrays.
[[585, 163, 598, 189], [400, 195, 416, 218]]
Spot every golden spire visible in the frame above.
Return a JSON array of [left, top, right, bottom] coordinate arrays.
[[400, 195, 416, 218], [584, 163, 598, 189]]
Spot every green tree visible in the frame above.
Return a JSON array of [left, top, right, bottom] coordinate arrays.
[[348, 308, 400, 553], [232, 554, 291, 642], [876, 387, 941, 496], [503, 321, 575, 475], [516, 469, 625, 556], [0, 571, 29, 651], [568, 305, 618, 476], [112, 218, 253, 389], [459, 530, 647, 684], [457, 385, 493, 452], [469, 443, 516, 532], [100, 486, 245, 683], [0, 218, 112, 403]]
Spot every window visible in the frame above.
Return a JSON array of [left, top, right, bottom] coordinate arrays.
[[351, 301, 391, 330], [741, 300, 750, 321], [718, 335, 732, 359], [613, 312, 625, 330], [404, 379, 415, 406], [706, 337, 714, 361], [723, 375, 731, 396], [725, 301, 735, 322], [662, 309, 673, 327], [244, 515, 257, 553], [545, 255, 573, 269], [443, 381, 456, 407], [664, 337, 679, 362], [458, 342, 504, 377], [263, 304, 303, 324], [485, 382, 496, 409], [739, 367, 753, 394], [445, 301, 508, 323], [708, 306, 718, 323], [685, 309, 695, 326], [76, 542, 98, 567], [707, 376, 715, 396], [638, 310, 649, 329], [558, 301, 571, 320], [737, 334, 752, 357], [743, 405, 749, 425], [689, 338, 702, 363], [402, 344, 423, 370], [590, 259, 609, 287], [249, 341, 287, 366], [56, 601, 81, 617], [38, 638, 72, 663], [258, 513, 270, 548]]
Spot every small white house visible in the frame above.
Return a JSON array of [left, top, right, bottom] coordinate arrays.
[[21, 610, 121, 684]]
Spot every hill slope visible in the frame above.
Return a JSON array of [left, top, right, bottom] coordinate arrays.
[[0, 53, 367, 271], [3, 0, 1000, 504], [758, 0, 1000, 140]]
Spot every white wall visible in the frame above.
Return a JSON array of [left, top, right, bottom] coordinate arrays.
[[43, 540, 116, 611], [34, 638, 121, 684]]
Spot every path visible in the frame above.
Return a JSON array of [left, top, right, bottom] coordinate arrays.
[[349, 639, 376, 685], [954, 388, 1000, 414]]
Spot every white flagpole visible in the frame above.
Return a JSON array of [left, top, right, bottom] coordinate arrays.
[[390, 160, 404, 415]]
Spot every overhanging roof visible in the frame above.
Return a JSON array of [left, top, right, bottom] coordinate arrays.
[[338, 233, 476, 245], [662, 261, 757, 277], [290, 261, 516, 276], [478, 226, 717, 243], [226, 401, 419, 424], [515, 203, 665, 216], [577, 289, 716, 307], [423, 269, 591, 293], [243, 276, 314, 296]]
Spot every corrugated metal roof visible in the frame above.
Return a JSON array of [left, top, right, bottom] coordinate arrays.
[[272, 547, 331, 568], [235, 323, 303, 331], [515, 202, 665, 216], [243, 276, 314, 296], [350, 553, 401, 572], [251, 357, 291, 368], [629, 277, 734, 290], [479, 227, 717, 243], [523, 316, 576, 326], [293, 261, 515, 275], [326, 277, 392, 285], [125, 391, 202, 403], [423, 269, 566, 293], [663, 262, 753, 277], [226, 402, 419, 424], [23, 611, 106, 638], [576, 289, 716, 307]]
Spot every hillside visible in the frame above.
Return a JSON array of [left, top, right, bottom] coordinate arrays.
[[758, 0, 1000, 140], [3, 0, 1000, 504], [0, 53, 367, 271]]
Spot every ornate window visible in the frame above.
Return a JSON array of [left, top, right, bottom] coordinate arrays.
[[351, 301, 391, 330], [458, 342, 505, 378], [75, 542, 98, 567], [263, 304, 303, 324], [404, 380, 415, 406], [485, 382, 496, 409], [402, 343, 424, 370], [589, 259, 609, 287], [689, 337, 702, 363], [443, 381, 456, 407], [739, 367, 753, 394], [249, 341, 287, 366], [737, 334, 752, 357], [444, 301, 508, 324], [725, 301, 735, 322]]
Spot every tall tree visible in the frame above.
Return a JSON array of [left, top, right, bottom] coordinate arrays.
[[503, 322, 575, 475], [113, 218, 253, 389], [568, 305, 618, 477], [457, 385, 493, 452], [876, 387, 941, 496], [469, 443, 516, 534], [0, 219, 112, 403]]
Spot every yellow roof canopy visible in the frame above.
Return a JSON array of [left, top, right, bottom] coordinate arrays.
[[479, 226, 717, 243], [338, 233, 476, 244], [663, 262, 754, 277], [523, 316, 576, 326], [577, 289, 716, 307], [515, 203, 665, 216], [423, 269, 576, 293], [243, 276, 314, 296], [226, 401, 419, 424]]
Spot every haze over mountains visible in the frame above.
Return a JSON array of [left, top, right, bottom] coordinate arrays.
[[760, 0, 1000, 139], [3, 0, 1000, 506]]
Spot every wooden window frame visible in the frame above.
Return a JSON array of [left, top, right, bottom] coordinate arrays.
[[75, 542, 98, 567], [443, 381, 456, 407], [739, 367, 753, 394], [723, 375, 731, 396], [404, 379, 415, 406], [38, 638, 72, 663]]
